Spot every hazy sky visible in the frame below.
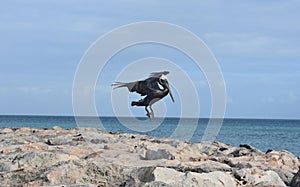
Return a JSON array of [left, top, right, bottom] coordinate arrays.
[[1, 1, 299, 119]]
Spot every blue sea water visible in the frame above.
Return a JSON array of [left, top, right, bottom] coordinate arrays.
[[0, 115, 299, 156]]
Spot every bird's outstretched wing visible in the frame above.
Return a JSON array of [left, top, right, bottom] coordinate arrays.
[[112, 77, 160, 96]]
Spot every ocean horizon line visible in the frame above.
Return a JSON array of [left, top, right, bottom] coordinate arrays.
[[0, 114, 299, 121]]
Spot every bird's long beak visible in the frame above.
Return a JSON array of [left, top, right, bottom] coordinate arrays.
[[166, 82, 175, 103]]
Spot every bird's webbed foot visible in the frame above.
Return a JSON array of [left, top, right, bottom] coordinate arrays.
[[146, 112, 154, 120], [146, 112, 151, 118], [145, 106, 154, 120]]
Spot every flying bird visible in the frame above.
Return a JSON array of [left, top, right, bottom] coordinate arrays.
[[112, 71, 175, 119]]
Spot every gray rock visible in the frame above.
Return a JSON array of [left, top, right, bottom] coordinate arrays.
[[144, 149, 175, 160], [197, 160, 232, 173], [271, 168, 295, 186], [0, 162, 11, 172], [170, 160, 232, 173], [152, 167, 185, 184], [144, 181, 173, 187], [193, 141, 221, 156], [137, 167, 155, 183], [11, 151, 78, 170], [180, 171, 236, 187], [233, 168, 286, 186], [90, 138, 107, 144], [45, 134, 74, 146]]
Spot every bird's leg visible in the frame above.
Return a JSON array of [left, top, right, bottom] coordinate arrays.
[[149, 105, 154, 119], [145, 106, 151, 119]]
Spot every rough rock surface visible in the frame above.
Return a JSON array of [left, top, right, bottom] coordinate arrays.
[[291, 168, 300, 187], [0, 127, 299, 187]]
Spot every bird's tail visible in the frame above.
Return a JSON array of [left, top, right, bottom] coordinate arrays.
[[111, 82, 127, 89], [111, 81, 136, 91]]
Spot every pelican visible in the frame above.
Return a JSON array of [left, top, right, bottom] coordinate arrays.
[[112, 71, 175, 119]]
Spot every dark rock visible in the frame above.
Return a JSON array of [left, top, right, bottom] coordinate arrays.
[[150, 139, 162, 144], [239, 144, 264, 156], [239, 144, 252, 150], [230, 146, 263, 157], [230, 148, 249, 157], [74, 133, 82, 137], [109, 131, 120, 135], [219, 147, 228, 151], [45, 139, 53, 145], [73, 136, 84, 142], [137, 167, 155, 183], [121, 177, 135, 187], [266, 149, 273, 154], [291, 168, 300, 187]]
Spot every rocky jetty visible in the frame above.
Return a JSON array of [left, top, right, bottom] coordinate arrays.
[[0, 127, 299, 187]]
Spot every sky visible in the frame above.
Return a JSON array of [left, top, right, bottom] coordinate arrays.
[[0, 0, 299, 119]]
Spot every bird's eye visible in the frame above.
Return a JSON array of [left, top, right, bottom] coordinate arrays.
[[158, 78, 163, 84]]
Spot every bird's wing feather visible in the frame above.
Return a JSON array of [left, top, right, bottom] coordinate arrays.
[[112, 77, 161, 96], [112, 81, 137, 91], [130, 78, 159, 96]]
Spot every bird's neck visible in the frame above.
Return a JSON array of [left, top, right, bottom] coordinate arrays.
[[162, 87, 169, 96]]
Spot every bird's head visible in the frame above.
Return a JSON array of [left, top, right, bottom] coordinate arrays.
[[158, 75, 175, 103]]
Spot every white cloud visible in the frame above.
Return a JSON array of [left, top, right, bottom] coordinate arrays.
[[261, 91, 299, 105], [203, 32, 300, 59]]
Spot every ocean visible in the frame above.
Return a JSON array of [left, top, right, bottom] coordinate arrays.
[[0, 115, 299, 156]]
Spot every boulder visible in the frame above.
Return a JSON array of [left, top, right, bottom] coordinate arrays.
[[151, 167, 236, 187], [181, 171, 236, 187], [233, 168, 286, 186], [263, 150, 299, 172], [271, 168, 295, 186], [152, 167, 184, 184], [11, 150, 79, 170]]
